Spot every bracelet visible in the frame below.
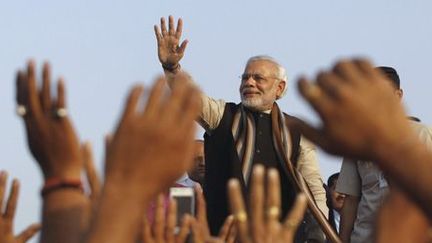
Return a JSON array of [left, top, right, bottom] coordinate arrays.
[[162, 63, 180, 72], [41, 177, 83, 197]]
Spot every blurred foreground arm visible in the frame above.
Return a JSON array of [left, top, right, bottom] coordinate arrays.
[[86, 74, 200, 243], [291, 59, 432, 219]]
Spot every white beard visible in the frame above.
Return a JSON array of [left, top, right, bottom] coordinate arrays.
[[241, 96, 266, 111]]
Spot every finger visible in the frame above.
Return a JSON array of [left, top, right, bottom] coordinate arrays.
[[0, 171, 7, 208], [178, 40, 189, 56], [218, 215, 234, 240], [316, 71, 347, 100], [120, 85, 144, 122], [195, 184, 208, 226], [104, 133, 113, 153], [16, 70, 27, 107], [175, 18, 183, 39], [154, 25, 162, 45], [282, 194, 308, 240], [142, 215, 153, 243], [142, 77, 165, 119], [332, 59, 365, 86], [82, 141, 101, 202], [228, 179, 250, 243], [55, 78, 66, 109], [168, 15, 175, 35], [5, 179, 19, 223], [176, 215, 191, 243], [40, 62, 52, 114], [250, 165, 264, 238], [226, 223, 237, 243], [190, 217, 205, 243], [26, 60, 42, 117], [166, 198, 177, 243], [160, 17, 168, 37], [297, 77, 334, 119], [153, 194, 166, 242], [266, 169, 281, 235], [353, 59, 381, 82], [16, 223, 41, 242]]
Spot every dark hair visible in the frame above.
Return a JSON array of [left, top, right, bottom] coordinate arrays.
[[376, 66, 400, 89], [327, 172, 339, 188]]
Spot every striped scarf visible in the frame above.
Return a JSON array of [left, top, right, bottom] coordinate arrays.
[[231, 103, 292, 183], [231, 102, 341, 243]]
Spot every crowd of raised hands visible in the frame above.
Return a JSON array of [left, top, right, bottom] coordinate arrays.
[[4, 15, 432, 243]]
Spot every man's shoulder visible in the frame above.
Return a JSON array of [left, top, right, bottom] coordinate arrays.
[[409, 120, 432, 148]]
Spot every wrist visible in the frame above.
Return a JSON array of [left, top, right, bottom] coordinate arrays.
[[162, 62, 181, 73], [41, 177, 83, 197]]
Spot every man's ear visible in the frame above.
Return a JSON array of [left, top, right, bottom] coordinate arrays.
[[396, 89, 404, 100], [276, 80, 286, 99]]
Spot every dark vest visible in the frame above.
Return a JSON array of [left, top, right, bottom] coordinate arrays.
[[203, 103, 301, 234]]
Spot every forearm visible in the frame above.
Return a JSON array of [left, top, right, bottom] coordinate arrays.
[[85, 182, 151, 243], [163, 68, 181, 89], [375, 135, 432, 219], [40, 189, 89, 243], [339, 195, 359, 243]]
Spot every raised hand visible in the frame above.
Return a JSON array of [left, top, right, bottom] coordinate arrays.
[[154, 15, 188, 70], [141, 195, 191, 243], [0, 171, 41, 243], [86, 73, 200, 243], [104, 73, 200, 200], [16, 61, 82, 180], [291, 59, 412, 162], [191, 186, 236, 243], [228, 165, 307, 243]]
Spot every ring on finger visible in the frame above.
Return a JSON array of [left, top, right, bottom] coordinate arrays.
[[267, 206, 280, 218], [234, 211, 247, 223], [55, 108, 68, 118], [16, 105, 27, 117]]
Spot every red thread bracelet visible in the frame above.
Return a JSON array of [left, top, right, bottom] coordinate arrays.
[[41, 178, 83, 197]]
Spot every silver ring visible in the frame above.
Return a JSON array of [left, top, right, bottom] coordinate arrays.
[[16, 105, 27, 117], [56, 108, 68, 118]]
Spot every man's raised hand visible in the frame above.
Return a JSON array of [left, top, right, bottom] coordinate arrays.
[[154, 16, 188, 70]]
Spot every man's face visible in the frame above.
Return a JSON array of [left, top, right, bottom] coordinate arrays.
[[188, 142, 205, 184], [330, 179, 345, 212], [239, 60, 285, 111]]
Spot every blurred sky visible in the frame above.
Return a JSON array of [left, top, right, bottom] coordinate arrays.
[[1, 0, 432, 241]]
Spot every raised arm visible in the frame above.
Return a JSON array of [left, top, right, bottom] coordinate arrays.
[[16, 61, 89, 243], [154, 15, 188, 87], [86, 75, 201, 243]]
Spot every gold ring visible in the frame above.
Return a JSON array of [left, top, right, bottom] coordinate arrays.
[[234, 211, 247, 223], [305, 84, 322, 100], [267, 206, 280, 218], [16, 105, 27, 117]]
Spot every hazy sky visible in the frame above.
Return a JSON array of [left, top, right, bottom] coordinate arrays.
[[1, 1, 431, 241]]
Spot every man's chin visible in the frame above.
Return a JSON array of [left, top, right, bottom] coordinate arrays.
[[241, 99, 262, 110]]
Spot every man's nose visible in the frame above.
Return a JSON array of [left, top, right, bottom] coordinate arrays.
[[243, 76, 255, 86]]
